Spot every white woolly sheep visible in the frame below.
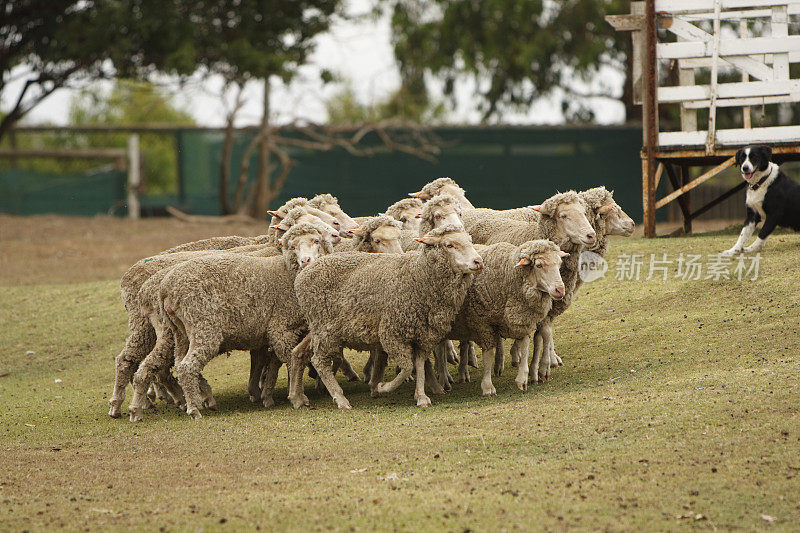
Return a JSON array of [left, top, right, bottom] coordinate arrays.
[[409, 177, 476, 209], [292, 224, 484, 409], [384, 197, 424, 231], [159, 222, 333, 418]]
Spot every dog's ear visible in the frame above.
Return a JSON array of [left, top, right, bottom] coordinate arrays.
[[759, 145, 773, 161], [735, 147, 746, 166]]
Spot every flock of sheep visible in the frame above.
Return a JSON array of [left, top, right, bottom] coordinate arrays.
[[107, 177, 635, 421]]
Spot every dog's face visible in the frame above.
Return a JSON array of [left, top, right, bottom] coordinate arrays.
[[735, 145, 772, 182]]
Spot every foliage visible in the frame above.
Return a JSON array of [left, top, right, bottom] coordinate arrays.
[[68, 80, 195, 194], [326, 83, 446, 124], [388, 0, 632, 122]]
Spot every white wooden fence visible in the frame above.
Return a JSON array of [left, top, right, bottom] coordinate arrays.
[[649, 0, 800, 148]]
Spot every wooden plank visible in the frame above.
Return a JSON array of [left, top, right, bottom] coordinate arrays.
[[658, 79, 800, 102], [605, 14, 645, 31], [706, 0, 722, 154], [677, 4, 800, 18], [680, 93, 800, 108], [741, 19, 752, 128], [658, 35, 800, 60], [658, 125, 800, 146], [654, 162, 665, 189], [655, 157, 735, 209], [772, 5, 790, 80], [690, 181, 747, 219], [633, 2, 646, 105], [656, 0, 800, 14], [679, 51, 800, 68], [660, 15, 774, 80]]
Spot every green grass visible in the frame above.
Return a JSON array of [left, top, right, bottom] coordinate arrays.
[[1, 231, 799, 531]]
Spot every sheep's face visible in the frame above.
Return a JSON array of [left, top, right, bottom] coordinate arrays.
[[396, 206, 422, 231], [536, 200, 596, 247], [289, 232, 325, 270], [597, 202, 635, 237], [418, 230, 483, 274], [426, 203, 463, 230], [273, 213, 341, 244], [317, 202, 359, 232], [518, 249, 568, 300], [366, 223, 404, 254]]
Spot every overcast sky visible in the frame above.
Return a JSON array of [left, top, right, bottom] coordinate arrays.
[[4, 1, 626, 128]]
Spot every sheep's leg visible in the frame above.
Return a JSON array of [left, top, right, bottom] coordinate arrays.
[[288, 335, 312, 409], [362, 352, 374, 383], [109, 324, 154, 418], [424, 358, 446, 395], [467, 341, 478, 368], [513, 336, 531, 391], [510, 338, 523, 368], [339, 355, 360, 382], [481, 346, 497, 397], [414, 353, 432, 407], [538, 323, 554, 382], [130, 329, 175, 422], [445, 340, 459, 365], [368, 349, 388, 397], [493, 331, 505, 376], [159, 371, 185, 409], [529, 331, 544, 384], [549, 334, 563, 367], [311, 350, 352, 410], [434, 341, 453, 392], [176, 339, 220, 419], [375, 356, 413, 395], [259, 355, 282, 409], [456, 341, 471, 383], [249, 347, 268, 403], [198, 374, 216, 411], [149, 382, 173, 404]]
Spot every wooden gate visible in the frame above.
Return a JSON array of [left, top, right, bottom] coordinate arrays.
[[608, 0, 800, 237]]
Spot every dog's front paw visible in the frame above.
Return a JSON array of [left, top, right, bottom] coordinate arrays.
[[720, 247, 742, 256]]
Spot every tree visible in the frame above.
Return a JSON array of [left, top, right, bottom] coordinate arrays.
[[387, 0, 634, 123], [0, 0, 120, 141], [326, 84, 445, 124], [68, 80, 195, 193]]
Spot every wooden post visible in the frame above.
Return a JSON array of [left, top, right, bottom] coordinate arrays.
[[127, 134, 141, 220], [643, 0, 657, 237], [680, 165, 692, 234]]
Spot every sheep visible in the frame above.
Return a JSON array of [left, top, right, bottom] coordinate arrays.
[[307, 193, 360, 232], [409, 177, 476, 209], [334, 215, 404, 254], [160, 234, 273, 254], [359, 194, 466, 384], [443, 240, 567, 396], [384, 197, 424, 231], [107, 242, 282, 418], [150, 222, 334, 419], [462, 190, 597, 249], [532, 187, 635, 380], [292, 224, 484, 409], [271, 206, 342, 245]]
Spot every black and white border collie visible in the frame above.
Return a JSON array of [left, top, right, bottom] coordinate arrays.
[[722, 145, 800, 255]]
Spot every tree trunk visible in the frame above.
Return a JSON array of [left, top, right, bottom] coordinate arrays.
[[250, 77, 272, 219], [219, 116, 235, 215]]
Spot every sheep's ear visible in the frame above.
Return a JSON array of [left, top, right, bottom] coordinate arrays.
[[533, 204, 555, 216], [275, 221, 292, 231], [415, 213, 422, 218], [277, 239, 283, 246], [517, 257, 532, 267], [352, 228, 366, 238], [270, 224, 281, 230], [597, 204, 614, 215], [267, 210, 282, 218], [416, 233, 442, 245], [558, 251, 570, 258]]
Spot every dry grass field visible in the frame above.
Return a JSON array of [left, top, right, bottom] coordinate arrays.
[[1, 214, 799, 531]]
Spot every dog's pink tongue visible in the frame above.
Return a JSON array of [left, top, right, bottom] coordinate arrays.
[[744, 172, 753, 180]]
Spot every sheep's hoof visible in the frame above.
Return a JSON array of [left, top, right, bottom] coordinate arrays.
[[129, 407, 143, 423], [429, 382, 446, 395], [141, 397, 155, 410], [515, 378, 528, 392], [511, 358, 519, 368], [262, 396, 275, 409], [203, 397, 217, 411], [249, 394, 259, 403], [481, 385, 497, 397], [289, 394, 310, 409], [186, 407, 202, 419], [551, 354, 563, 367], [493, 361, 504, 377], [447, 354, 459, 365], [108, 403, 122, 419], [538, 372, 549, 383], [456, 370, 470, 384], [334, 398, 352, 410], [468, 358, 478, 369], [146, 386, 157, 403], [415, 395, 432, 407], [439, 379, 452, 393]]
